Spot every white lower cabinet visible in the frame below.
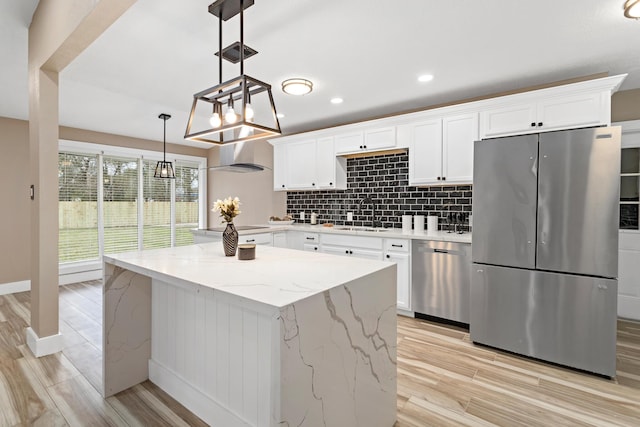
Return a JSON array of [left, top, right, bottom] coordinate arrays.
[[272, 232, 287, 248], [321, 245, 383, 261], [384, 239, 411, 311], [239, 233, 272, 246], [320, 234, 384, 261]]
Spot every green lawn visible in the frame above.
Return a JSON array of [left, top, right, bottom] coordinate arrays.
[[59, 225, 196, 263]]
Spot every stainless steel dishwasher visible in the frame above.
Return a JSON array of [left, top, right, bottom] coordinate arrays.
[[411, 240, 471, 324]]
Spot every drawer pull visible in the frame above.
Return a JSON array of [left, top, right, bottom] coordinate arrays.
[[246, 239, 255, 243], [391, 244, 403, 248]]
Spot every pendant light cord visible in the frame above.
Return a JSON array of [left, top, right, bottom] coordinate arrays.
[[163, 116, 167, 162]]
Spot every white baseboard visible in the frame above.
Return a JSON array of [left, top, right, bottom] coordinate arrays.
[[0, 269, 103, 295], [618, 295, 640, 321], [0, 280, 31, 295], [149, 360, 251, 427], [25, 327, 64, 357], [59, 269, 102, 286]]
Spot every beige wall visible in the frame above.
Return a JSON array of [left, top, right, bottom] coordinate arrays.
[[207, 142, 286, 227], [0, 118, 31, 284], [613, 89, 640, 122]]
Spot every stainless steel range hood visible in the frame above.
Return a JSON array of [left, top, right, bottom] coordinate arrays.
[[207, 140, 268, 173]]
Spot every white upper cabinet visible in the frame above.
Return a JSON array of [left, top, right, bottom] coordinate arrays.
[[272, 144, 288, 190], [285, 139, 317, 190], [442, 113, 479, 184], [408, 113, 478, 186], [479, 77, 621, 139], [270, 138, 346, 191], [479, 102, 537, 138], [335, 127, 396, 155], [407, 119, 442, 185], [536, 92, 607, 131], [334, 131, 364, 154], [316, 137, 346, 189]]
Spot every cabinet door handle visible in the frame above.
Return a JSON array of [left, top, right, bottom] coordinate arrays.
[[281, 184, 285, 188], [538, 122, 543, 127], [306, 237, 315, 240], [531, 122, 536, 127], [314, 247, 318, 251], [386, 254, 390, 259], [345, 250, 349, 254], [312, 183, 315, 186], [391, 244, 403, 248], [359, 145, 363, 149], [437, 176, 441, 180], [329, 182, 333, 186], [442, 176, 446, 181], [363, 145, 367, 149]]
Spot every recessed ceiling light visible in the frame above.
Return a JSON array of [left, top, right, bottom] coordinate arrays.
[[282, 78, 313, 95], [418, 74, 434, 83], [330, 97, 343, 104], [277, 113, 285, 118]]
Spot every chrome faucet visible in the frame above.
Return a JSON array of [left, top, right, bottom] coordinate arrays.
[[359, 196, 382, 228]]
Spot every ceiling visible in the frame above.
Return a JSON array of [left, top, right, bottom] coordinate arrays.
[[2, 0, 640, 148]]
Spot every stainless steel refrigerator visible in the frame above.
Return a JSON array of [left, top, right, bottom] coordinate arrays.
[[470, 127, 621, 377]]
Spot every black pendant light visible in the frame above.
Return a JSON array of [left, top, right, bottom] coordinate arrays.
[[154, 113, 176, 179]]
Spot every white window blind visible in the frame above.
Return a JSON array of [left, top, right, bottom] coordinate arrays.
[[143, 159, 172, 249], [103, 156, 139, 254], [175, 163, 200, 246], [58, 152, 99, 263]]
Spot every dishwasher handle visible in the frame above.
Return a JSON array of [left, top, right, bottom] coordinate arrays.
[[433, 248, 449, 254]]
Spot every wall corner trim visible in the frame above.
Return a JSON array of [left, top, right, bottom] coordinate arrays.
[[26, 327, 64, 358]]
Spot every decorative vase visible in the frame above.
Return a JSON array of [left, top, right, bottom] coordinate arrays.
[[222, 222, 239, 256]]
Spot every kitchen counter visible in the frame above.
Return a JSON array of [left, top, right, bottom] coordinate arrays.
[[192, 223, 472, 244], [102, 244, 397, 426]]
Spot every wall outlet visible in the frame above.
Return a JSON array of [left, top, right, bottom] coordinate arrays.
[[346, 212, 353, 222]]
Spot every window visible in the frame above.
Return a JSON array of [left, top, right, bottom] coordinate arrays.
[[58, 152, 99, 262], [58, 140, 206, 269], [143, 159, 172, 249], [175, 164, 200, 246], [621, 147, 640, 230], [103, 156, 140, 254]]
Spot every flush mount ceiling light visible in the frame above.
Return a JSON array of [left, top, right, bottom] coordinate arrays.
[[184, 0, 281, 145], [282, 78, 313, 95], [330, 97, 344, 104], [154, 113, 176, 179], [418, 74, 434, 83], [625, 0, 640, 18]]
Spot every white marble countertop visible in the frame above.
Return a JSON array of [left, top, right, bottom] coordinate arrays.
[[104, 243, 393, 309], [192, 223, 472, 243]]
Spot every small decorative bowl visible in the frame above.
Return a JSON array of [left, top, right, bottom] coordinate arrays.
[[237, 243, 256, 260]]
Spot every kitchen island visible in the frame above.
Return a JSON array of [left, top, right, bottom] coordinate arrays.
[[102, 243, 397, 426]]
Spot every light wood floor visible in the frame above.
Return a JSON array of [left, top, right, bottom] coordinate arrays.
[[0, 281, 638, 426]]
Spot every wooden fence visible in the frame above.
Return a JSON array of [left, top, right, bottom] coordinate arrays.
[[59, 201, 198, 228]]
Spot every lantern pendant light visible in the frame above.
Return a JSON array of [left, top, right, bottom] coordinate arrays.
[[184, 0, 281, 145], [154, 113, 176, 179]]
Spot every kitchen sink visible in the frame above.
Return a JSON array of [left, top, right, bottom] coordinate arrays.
[[334, 226, 389, 232]]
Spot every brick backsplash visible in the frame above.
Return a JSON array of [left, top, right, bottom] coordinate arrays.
[[286, 152, 472, 231]]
